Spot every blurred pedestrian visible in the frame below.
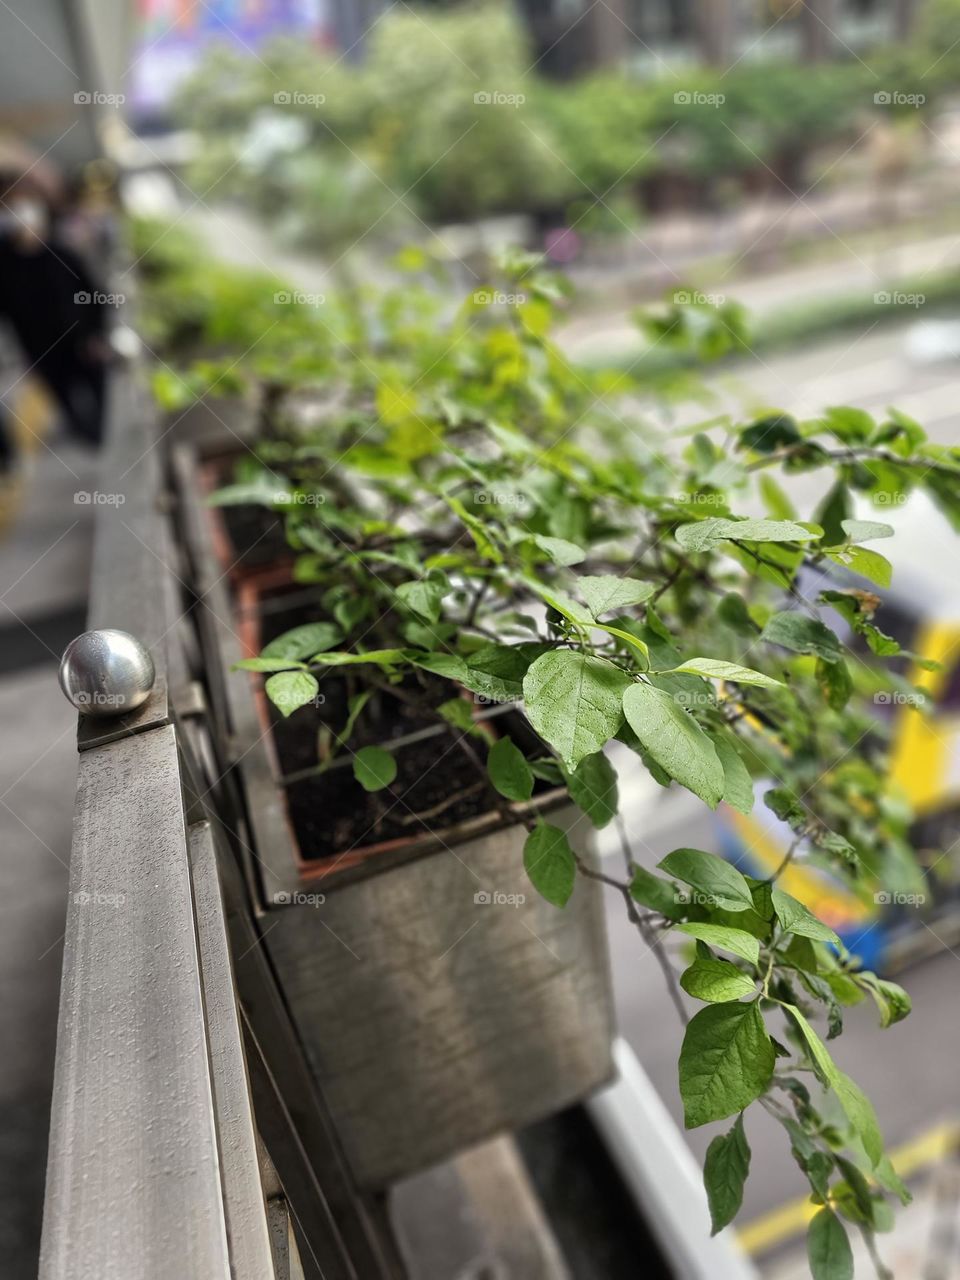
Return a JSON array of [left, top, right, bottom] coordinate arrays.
[[0, 180, 110, 447]]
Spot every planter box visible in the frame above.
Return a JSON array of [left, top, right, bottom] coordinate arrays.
[[265, 808, 613, 1187], [172, 441, 616, 1188]]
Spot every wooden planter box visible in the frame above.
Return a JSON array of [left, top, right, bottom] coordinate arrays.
[[173, 440, 616, 1188]]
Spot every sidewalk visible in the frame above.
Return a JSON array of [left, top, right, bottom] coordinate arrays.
[[0, 386, 99, 1279]]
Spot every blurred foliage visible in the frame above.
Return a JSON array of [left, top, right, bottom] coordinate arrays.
[[174, 0, 960, 248]]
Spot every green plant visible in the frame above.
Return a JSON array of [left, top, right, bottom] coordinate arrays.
[[150, 235, 960, 1277]]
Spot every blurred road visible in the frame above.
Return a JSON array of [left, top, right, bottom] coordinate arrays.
[[698, 321, 960, 447]]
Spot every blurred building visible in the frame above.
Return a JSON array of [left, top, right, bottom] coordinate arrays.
[[130, 0, 335, 118], [0, 0, 130, 170]]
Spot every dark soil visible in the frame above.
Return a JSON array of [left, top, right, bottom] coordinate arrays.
[[220, 502, 289, 569], [255, 588, 552, 861]]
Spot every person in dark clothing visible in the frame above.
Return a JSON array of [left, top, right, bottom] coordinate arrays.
[[0, 190, 110, 449]]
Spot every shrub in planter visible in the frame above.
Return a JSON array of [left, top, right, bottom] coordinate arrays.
[[161, 242, 960, 1265]]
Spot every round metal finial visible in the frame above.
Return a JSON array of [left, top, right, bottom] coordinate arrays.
[[59, 629, 155, 718]]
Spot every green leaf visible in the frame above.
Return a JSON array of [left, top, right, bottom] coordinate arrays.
[[676, 517, 817, 552], [462, 644, 539, 701], [438, 697, 480, 735], [533, 534, 585, 566], [262, 622, 342, 662], [703, 1115, 751, 1234], [761, 613, 842, 663], [676, 922, 760, 965], [678, 1002, 775, 1127], [487, 736, 534, 803], [522, 651, 630, 770], [855, 972, 912, 1028], [336, 689, 373, 747], [576, 574, 654, 618], [264, 670, 319, 718], [312, 649, 407, 667], [622, 682, 724, 807], [714, 736, 754, 815], [563, 751, 618, 829], [717, 593, 757, 636], [820, 405, 874, 443], [772, 889, 841, 948], [410, 652, 468, 680], [396, 575, 448, 623], [233, 656, 308, 673], [681, 958, 757, 1003], [206, 479, 284, 507], [523, 821, 576, 907], [815, 481, 852, 546], [874, 1154, 912, 1206], [738, 414, 801, 453], [827, 545, 892, 587], [352, 745, 397, 792], [815, 656, 852, 711], [840, 519, 893, 542], [524, 578, 649, 661], [660, 658, 783, 688], [442, 493, 502, 562], [759, 473, 797, 520], [660, 848, 755, 912], [629, 865, 684, 919], [807, 1208, 853, 1280], [783, 1004, 883, 1165]]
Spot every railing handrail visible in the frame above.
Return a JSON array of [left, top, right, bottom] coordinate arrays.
[[39, 368, 276, 1279]]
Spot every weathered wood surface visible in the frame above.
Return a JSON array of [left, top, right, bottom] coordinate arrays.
[[266, 808, 615, 1187]]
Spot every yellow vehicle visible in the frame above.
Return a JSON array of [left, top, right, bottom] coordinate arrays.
[[717, 494, 960, 971]]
